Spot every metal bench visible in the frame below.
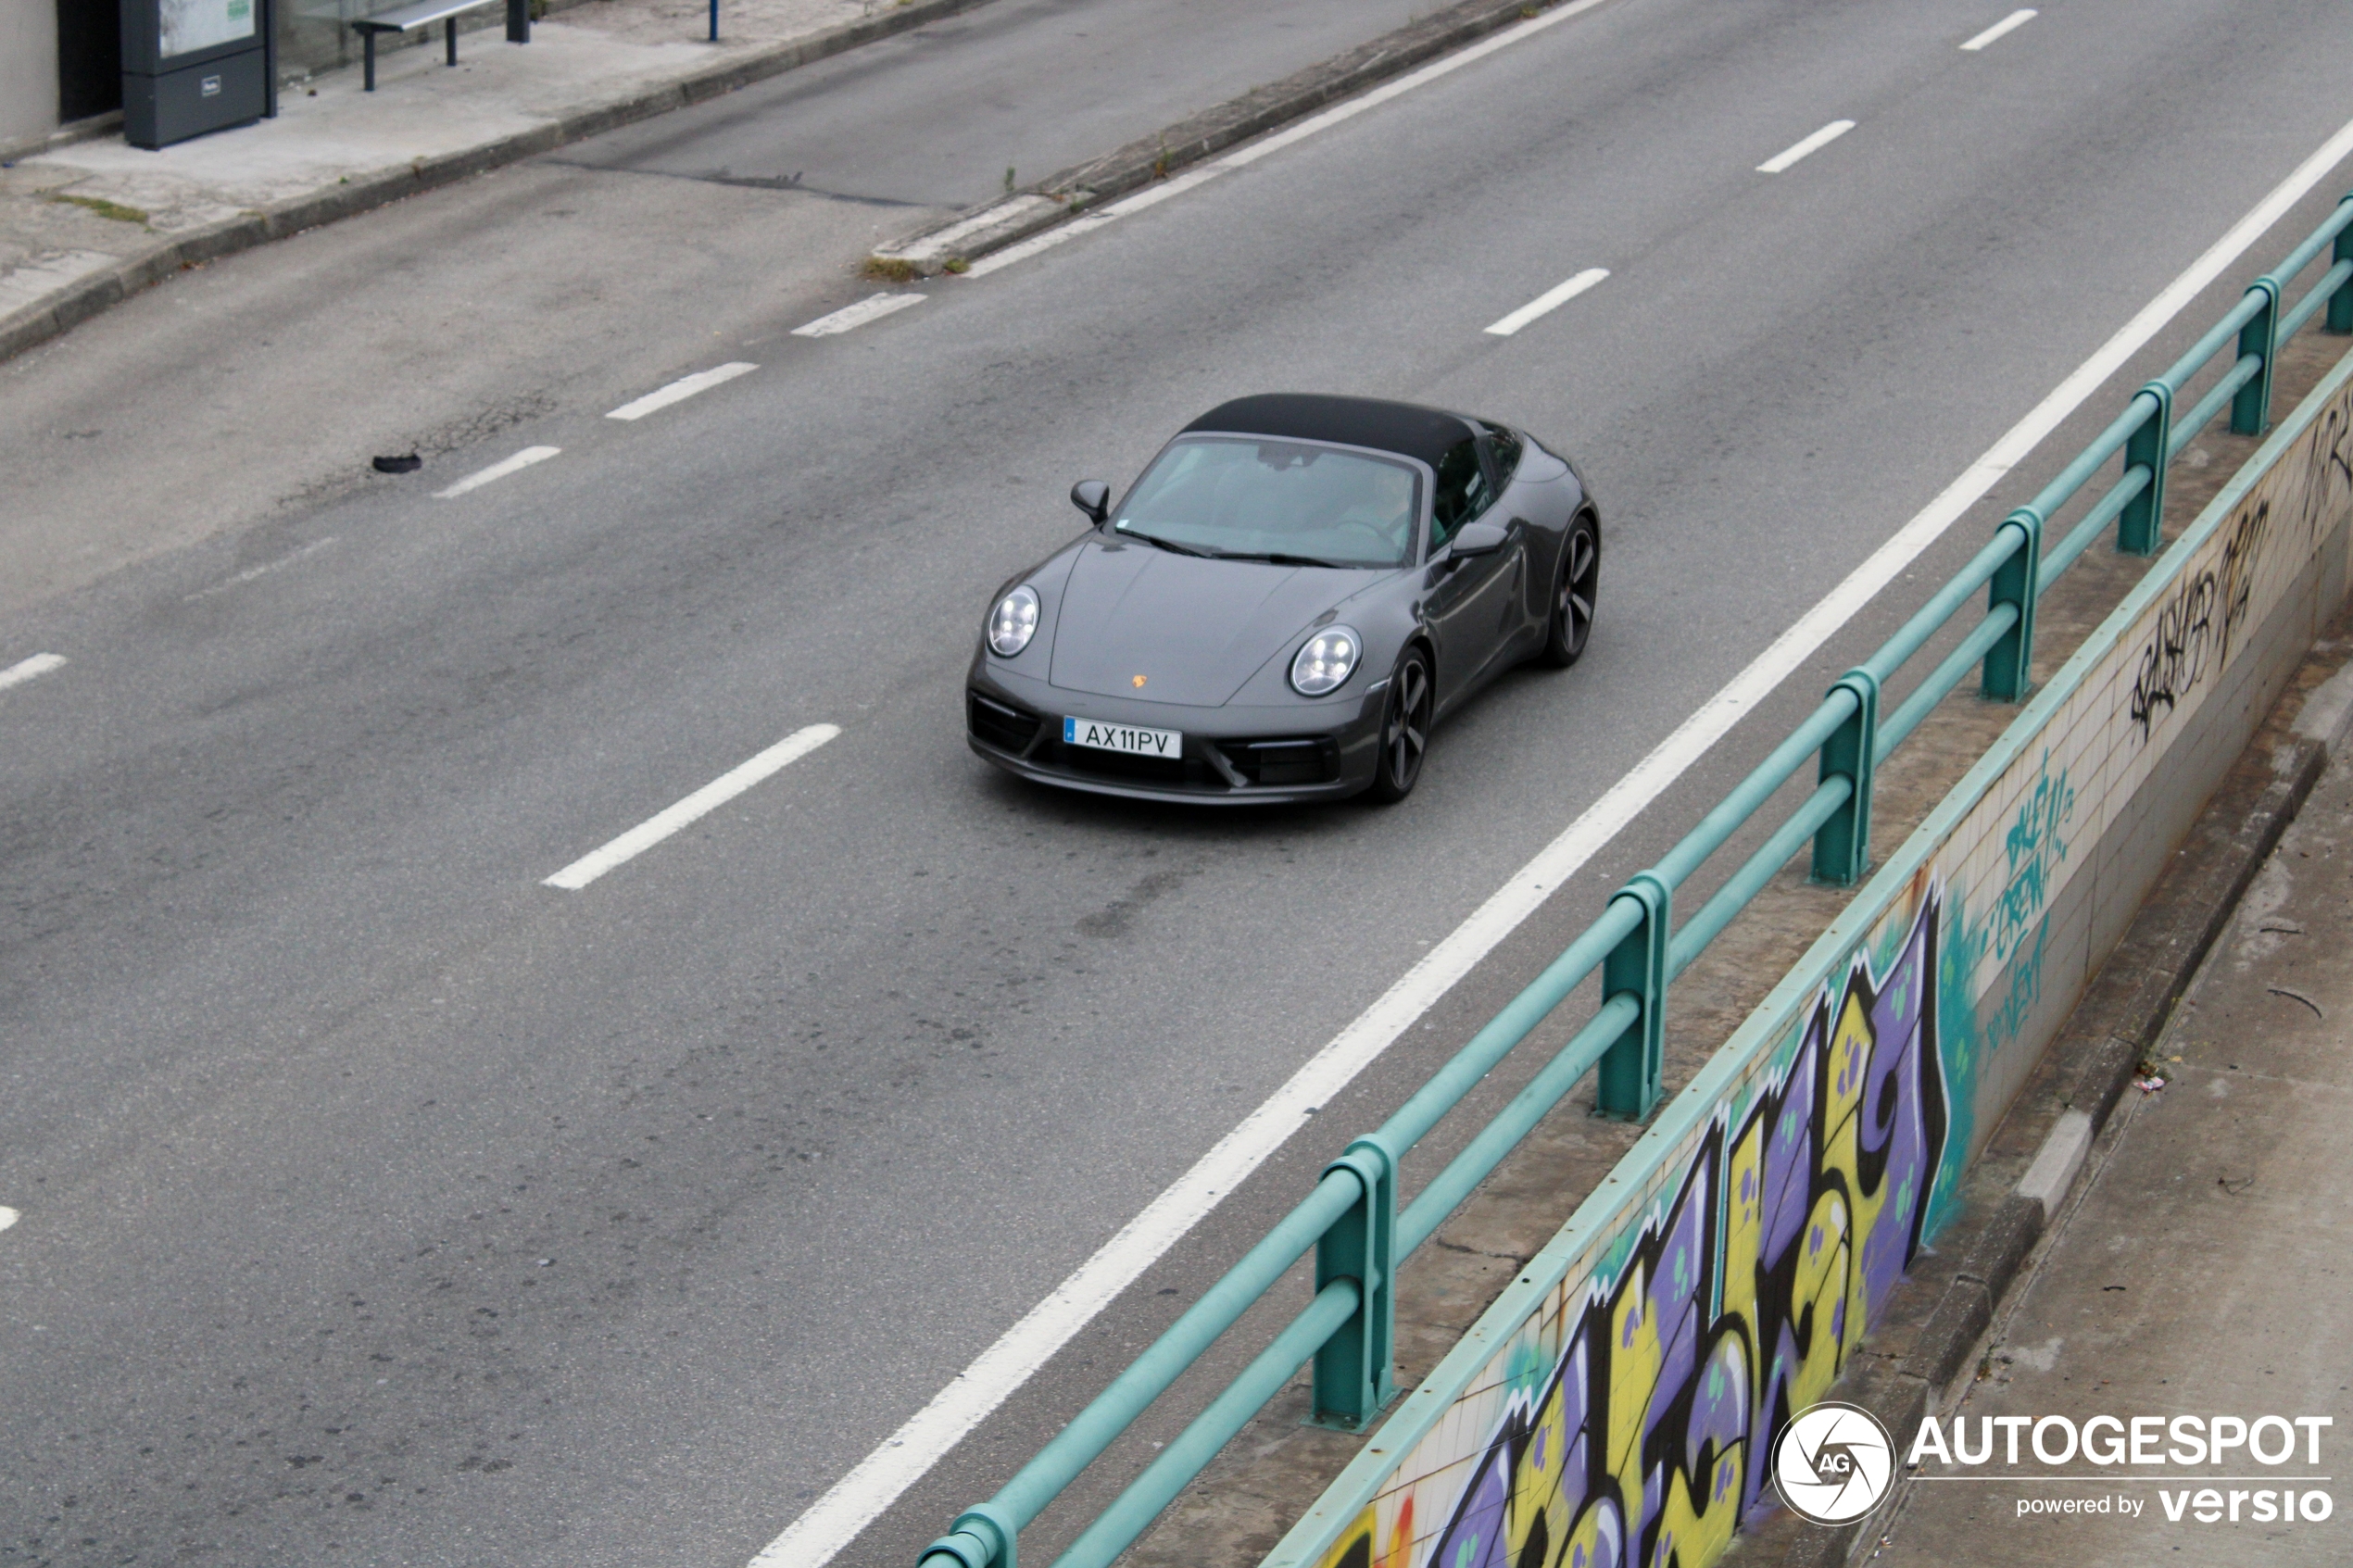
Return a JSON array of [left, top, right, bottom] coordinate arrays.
[[349, 0, 527, 93]]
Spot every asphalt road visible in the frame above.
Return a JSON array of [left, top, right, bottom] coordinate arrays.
[[548, 0, 1440, 207], [4, 2, 2352, 1567]]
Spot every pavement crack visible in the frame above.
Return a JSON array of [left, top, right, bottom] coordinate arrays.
[[1429, 1237, 1531, 1264], [541, 158, 930, 207]]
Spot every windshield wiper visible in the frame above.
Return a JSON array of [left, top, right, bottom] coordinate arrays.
[[1117, 529, 1219, 558], [1229, 551, 1353, 569]]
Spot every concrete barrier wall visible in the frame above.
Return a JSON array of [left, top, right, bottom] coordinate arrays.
[[1265, 350, 2353, 1568]]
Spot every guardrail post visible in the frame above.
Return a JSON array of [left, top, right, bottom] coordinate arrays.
[[2119, 383, 2171, 555], [2232, 278, 2281, 436], [1811, 671, 1879, 885], [1310, 1134, 1399, 1430], [2332, 198, 2353, 334], [925, 1503, 1018, 1568], [1596, 872, 1669, 1121], [1982, 508, 2042, 702]]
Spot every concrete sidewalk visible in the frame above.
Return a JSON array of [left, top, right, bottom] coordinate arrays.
[[1870, 658, 2353, 1565], [0, 0, 986, 364]]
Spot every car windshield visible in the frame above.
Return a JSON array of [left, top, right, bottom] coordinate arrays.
[[1112, 437, 1420, 568]]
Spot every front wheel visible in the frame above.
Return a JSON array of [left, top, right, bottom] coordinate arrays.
[[1539, 516, 1599, 668], [1365, 647, 1433, 804]]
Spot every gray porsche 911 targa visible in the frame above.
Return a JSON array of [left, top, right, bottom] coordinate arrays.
[[964, 393, 1599, 804]]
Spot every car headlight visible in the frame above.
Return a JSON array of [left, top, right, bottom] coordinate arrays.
[[1290, 625, 1361, 696], [987, 585, 1040, 657]]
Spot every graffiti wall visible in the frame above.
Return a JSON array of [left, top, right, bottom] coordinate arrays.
[[1273, 357, 2353, 1568]]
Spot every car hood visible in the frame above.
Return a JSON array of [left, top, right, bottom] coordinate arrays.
[[1047, 539, 1368, 706]]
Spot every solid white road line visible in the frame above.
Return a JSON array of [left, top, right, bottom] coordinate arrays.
[[434, 445, 561, 500], [1485, 268, 1610, 337], [606, 362, 758, 421], [792, 294, 926, 337], [963, 214, 1117, 279], [1757, 119, 1856, 174], [1961, 8, 2038, 51], [959, 0, 1622, 282], [0, 653, 66, 692], [750, 87, 2353, 1568], [543, 724, 839, 891]]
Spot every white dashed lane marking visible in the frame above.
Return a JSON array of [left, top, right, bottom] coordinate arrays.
[[1961, 8, 2037, 51], [1484, 268, 1609, 337], [182, 537, 338, 603], [434, 445, 561, 499], [543, 723, 840, 890], [607, 362, 759, 421], [957, 0, 1620, 283], [1757, 119, 1856, 174], [0, 653, 66, 691], [791, 294, 925, 337]]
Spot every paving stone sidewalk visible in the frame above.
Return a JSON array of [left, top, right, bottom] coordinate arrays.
[[0, 0, 980, 363]]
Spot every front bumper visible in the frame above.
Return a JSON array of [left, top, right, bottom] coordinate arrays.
[[965, 660, 1386, 804]]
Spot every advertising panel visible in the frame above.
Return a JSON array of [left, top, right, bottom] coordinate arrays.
[[159, 0, 257, 59]]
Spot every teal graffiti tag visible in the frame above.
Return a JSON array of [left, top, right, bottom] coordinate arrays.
[[1984, 910, 2050, 1059], [1993, 755, 2074, 963]]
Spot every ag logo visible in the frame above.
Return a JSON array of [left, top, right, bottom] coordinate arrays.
[[1772, 1401, 1895, 1525]]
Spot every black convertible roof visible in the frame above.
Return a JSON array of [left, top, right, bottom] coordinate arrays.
[[1182, 394, 1478, 469]]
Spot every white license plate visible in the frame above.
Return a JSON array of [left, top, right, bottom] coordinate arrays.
[[1063, 716, 1182, 759]]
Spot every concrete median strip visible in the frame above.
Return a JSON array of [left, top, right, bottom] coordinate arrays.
[[870, 0, 1625, 277], [0, 0, 1004, 370]]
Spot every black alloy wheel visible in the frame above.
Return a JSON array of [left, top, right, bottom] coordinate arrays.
[[1541, 516, 1600, 667], [1367, 647, 1433, 803]]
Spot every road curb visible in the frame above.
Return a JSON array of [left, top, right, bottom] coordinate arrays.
[[0, 0, 1000, 369], [871, 0, 1579, 273], [1745, 617, 2353, 1568]]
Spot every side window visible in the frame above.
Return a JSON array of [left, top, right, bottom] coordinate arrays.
[[1480, 421, 1523, 488], [1430, 438, 1493, 546]]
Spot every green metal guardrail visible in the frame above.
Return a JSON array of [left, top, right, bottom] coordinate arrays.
[[914, 193, 2353, 1568]]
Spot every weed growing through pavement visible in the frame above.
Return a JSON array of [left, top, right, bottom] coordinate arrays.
[[50, 193, 148, 226]]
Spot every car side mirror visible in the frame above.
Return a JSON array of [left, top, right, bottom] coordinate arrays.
[[1071, 480, 1111, 524], [1449, 519, 1509, 558]]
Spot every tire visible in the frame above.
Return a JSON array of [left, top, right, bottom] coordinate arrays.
[[1539, 516, 1600, 668], [1366, 646, 1434, 804]]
